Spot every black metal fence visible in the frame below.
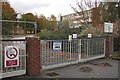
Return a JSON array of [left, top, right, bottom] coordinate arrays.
[[113, 37, 120, 52]]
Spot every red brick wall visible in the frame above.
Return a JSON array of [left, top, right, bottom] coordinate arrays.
[[26, 37, 41, 77]]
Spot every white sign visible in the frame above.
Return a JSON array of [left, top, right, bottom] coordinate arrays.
[[68, 35, 72, 42], [104, 22, 113, 33], [88, 34, 92, 38], [72, 34, 77, 39], [53, 42, 62, 52], [5, 46, 19, 67]]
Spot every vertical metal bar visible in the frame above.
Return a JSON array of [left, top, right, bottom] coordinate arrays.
[[45, 40, 49, 65], [65, 40, 67, 62], [20, 42, 22, 70], [111, 38, 113, 57], [99, 39, 101, 55], [1, 41, 3, 77], [104, 39, 106, 56], [74, 40, 76, 60], [71, 40, 73, 60], [73, 40, 74, 60], [87, 39, 89, 57], [96, 39, 98, 55], [62, 41, 64, 62], [66, 40, 68, 61], [46, 41, 48, 64], [91, 39, 93, 56], [94, 39, 96, 56], [57, 41, 59, 62], [49, 41, 51, 64], [98, 39, 100, 55], [101, 39, 102, 55], [81, 39, 83, 59], [75, 40, 77, 60], [70, 41, 72, 61], [102, 39, 104, 55], [48, 41, 50, 64], [95, 39, 97, 56], [58, 40, 60, 62], [71, 41, 73, 61], [89, 39, 90, 57], [78, 39, 82, 62], [51, 41, 53, 63], [97, 39, 99, 56], [85, 39, 87, 58], [24, 41, 26, 72], [2, 43, 4, 73], [19, 47, 21, 70], [45, 41, 47, 65]]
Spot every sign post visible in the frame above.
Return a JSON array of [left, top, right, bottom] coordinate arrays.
[[104, 22, 113, 58], [5, 46, 19, 67], [68, 35, 72, 60], [34, 22, 37, 34]]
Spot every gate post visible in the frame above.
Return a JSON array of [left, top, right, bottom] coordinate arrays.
[[105, 36, 113, 58], [26, 37, 41, 77]]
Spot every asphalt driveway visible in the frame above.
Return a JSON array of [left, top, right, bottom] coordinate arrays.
[[3, 58, 119, 79], [38, 58, 119, 78]]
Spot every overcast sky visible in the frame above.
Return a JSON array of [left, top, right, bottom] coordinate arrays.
[[9, 0, 117, 19], [9, 0, 77, 19]]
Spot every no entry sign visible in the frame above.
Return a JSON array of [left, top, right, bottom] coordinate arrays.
[[5, 46, 19, 67]]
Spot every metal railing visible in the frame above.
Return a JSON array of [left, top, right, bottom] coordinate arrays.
[[113, 37, 120, 52], [41, 40, 78, 67], [81, 38, 105, 59], [41, 38, 105, 70]]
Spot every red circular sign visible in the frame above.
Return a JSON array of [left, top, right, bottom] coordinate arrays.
[[6, 47, 18, 59]]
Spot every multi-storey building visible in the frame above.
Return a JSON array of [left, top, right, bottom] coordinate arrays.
[[62, 9, 92, 28]]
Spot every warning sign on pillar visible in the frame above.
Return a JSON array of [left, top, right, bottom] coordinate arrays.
[[5, 46, 19, 67]]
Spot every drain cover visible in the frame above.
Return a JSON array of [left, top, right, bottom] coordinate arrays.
[[80, 66, 93, 72]]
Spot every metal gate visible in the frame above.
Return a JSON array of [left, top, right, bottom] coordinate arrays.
[[0, 39, 26, 78], [41, 39, 79, 70], [41, 38, 105, 70], [113, 37, 120, 52], [79, 38, 105, 62]]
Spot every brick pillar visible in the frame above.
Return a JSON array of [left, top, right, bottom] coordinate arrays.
[[105, 36, 113, 58], [26, 37, 41, 77]]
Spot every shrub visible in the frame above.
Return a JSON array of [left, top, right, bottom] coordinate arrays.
[[80, 26, 103, 37], [36, 27, 81, 39]]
